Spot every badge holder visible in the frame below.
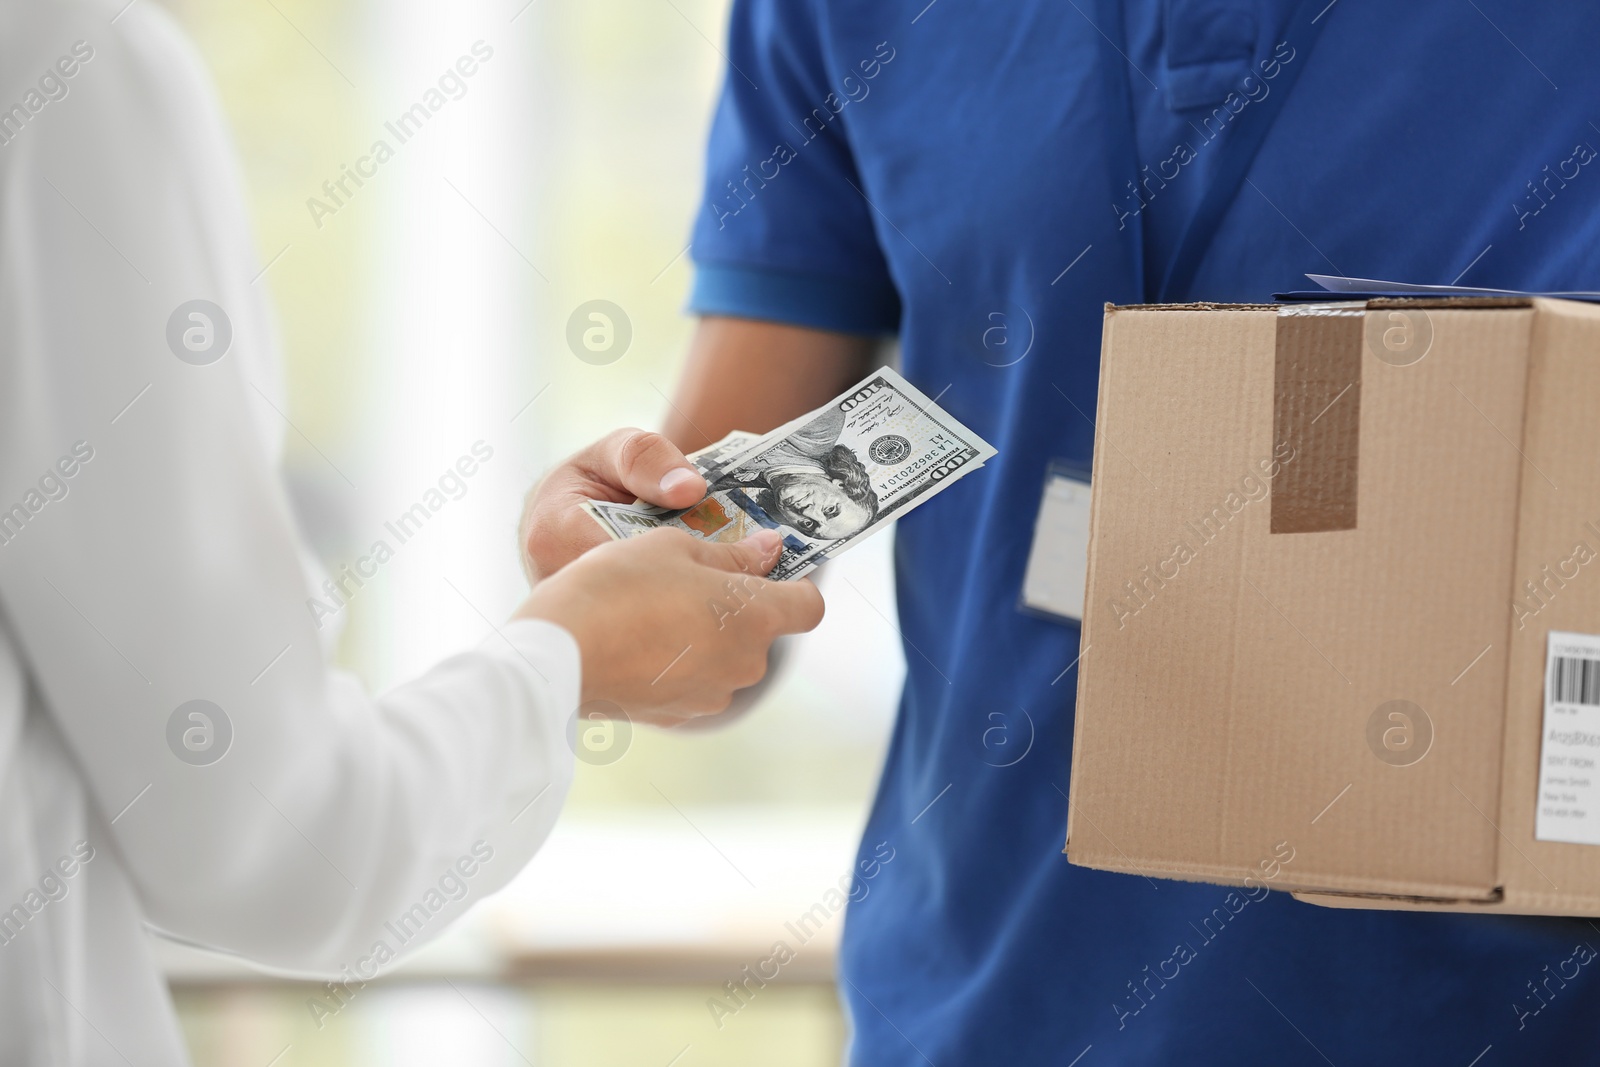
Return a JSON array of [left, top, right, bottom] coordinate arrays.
[[1019, 460, 1092, 625]]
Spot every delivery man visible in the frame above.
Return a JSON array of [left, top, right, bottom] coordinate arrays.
[[639, 0, 1600, 1062]]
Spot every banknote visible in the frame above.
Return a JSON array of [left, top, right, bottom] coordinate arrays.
[[582, 368, 997, 580]]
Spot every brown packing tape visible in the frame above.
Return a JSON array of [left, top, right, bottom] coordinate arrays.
[[1271, 309, 1363, 534]]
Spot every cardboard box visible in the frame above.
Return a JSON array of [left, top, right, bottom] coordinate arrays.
[[1066, 297, 1600, 915]]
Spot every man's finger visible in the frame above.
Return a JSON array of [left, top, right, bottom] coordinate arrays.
[[694, 528, 783, 575], [595, 429, 705, 508]]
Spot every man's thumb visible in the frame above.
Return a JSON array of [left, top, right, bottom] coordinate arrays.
[[606, 430, 705, 508]]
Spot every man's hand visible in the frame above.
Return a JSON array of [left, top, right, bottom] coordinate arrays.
[[519, 429, 707, 582], [517, 527, 825, 724]]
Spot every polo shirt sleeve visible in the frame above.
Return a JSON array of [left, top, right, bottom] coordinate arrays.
[[688, 0, 901, 335]]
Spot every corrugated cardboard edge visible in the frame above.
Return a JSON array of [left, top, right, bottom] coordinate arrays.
[[1107, 297, 1532, 312], [1064, 305, 1122, 856], [1106, 301, 1282, 312], [1292, 889, 1506, 912], [1298, 889, 1600, 916], [1071, 852, 1499, 902], [1294, 880, 1600, 916], [1483, 300, 1543, 910], [1366, 296, 1532, 310]]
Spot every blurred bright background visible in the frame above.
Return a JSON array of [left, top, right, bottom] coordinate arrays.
[[152, 0, 904, 1063]]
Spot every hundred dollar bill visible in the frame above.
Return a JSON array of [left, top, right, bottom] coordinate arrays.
[[582, 367, 997, 580]]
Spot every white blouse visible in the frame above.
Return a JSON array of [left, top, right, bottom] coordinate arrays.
[[0, 2, 578, 1063]]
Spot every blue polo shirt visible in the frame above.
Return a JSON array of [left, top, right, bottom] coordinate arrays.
[[689, 2, 1600, 1063]]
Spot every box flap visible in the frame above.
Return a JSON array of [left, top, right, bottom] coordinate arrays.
[[1489, 298, 1600, 914]]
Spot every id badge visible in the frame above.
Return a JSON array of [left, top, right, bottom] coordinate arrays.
[[1020, 462, 1091, 624]]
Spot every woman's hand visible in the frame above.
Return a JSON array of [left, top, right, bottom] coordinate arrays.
[[519, 429, 708, 582], [516, 527, 824, 724]]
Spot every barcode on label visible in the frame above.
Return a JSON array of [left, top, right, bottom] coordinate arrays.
[[1537, 633, 1600, 845], [1551, 655, 1600, 707]]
